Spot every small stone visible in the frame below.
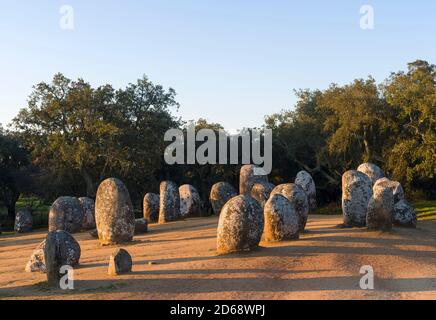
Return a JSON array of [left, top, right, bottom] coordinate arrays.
[[239, 164, 269, 195], [342, 170, 373, 227], [15, 209, 33, 233], [295, 170, 317, 212], [270, 183, 309, 232], [108, 248, 132, 275], [209, 182, 237, 215], [251, 182, 275, 208], [179, 184, 201, 217], [95, 178, 135, 245], [79, 197, 96, 230], [393, 199, 417, 228], [143, 193, 160, 222], [44, 231, 81, 287], [367, 185, 394, 231], [25, 240, 46, 273], [159, 181, 181, 223], [134, 218, 148, 234], [374, 178, 404, 204], [357, 163, 385, 185], [217, 195, 264, 254], [263, 194, 300, 242], [48, 196, 84, 233]]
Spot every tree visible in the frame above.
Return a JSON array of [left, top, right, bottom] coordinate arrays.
[[13, 74, 180, 202], [381, 60, 436, 196], [0, 127, 29, 219]]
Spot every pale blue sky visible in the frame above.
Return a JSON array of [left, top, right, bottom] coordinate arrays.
[[0, 0, 435, 129]]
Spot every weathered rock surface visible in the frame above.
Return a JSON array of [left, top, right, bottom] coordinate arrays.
[[44, 231, 81, 286], [357, 163, 385, 185], [159, 181, 181, 223], [25, 240, 46, 273], [342, 170, 373, 227], [143, 193, 160, 222], [367, 185, 394, 230], [263, 194, 300, 242], [89, 229, 98, 238], [295, 170, 317, 212], [95, 178, 135, 245], [270, 183, 309, 232], [48, 196, 84, 233], [393, 199, 417, 228], [239, 164, 269, 195], [108, 248, 132, 275], [374, 178, 404, 204], [209, 182, 237, 215], [15, 209, 33, 233], [134, 218, 148, 234], [217, 195, 264, 254], [179, 184, 201, 217], [251, 182, 275, 208], [79, 197, 96, 230]]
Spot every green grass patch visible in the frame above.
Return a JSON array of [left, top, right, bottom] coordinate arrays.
[[414, 200, 436, 221]]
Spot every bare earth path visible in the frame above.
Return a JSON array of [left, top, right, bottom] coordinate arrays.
[[1, 215, 436, 300]]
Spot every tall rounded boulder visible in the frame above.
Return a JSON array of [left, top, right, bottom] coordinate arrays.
[[251, 182, 275, 208], [367, 185, 394, 231], [48, 197, 84, 233], [159, 181, 181, 224], [342, 170, 373, 227], [209, 182, 237, 215], [357, 163, 385, 185], [44, 231, 81, 287], [239, 164, 269, 195], [79, 197, 96, 230], [263, 194, 300, 242], [143, 193, 160, 222], [374, 178, 404, 204], [217, 195, 264, 254], [270, 183, 309, 232], [295, 170, 317, 212], [179, 184, 201, 217], [95, 178, 135, 245], [15, 209, 33, 233]]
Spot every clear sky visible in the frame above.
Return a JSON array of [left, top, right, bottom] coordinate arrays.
[[0, 0, 435, 130]]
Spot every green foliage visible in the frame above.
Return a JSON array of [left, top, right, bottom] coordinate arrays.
[[13, 73, 180, 204]]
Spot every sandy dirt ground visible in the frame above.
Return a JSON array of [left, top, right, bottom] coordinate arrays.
[[1, 215, 436, 300]]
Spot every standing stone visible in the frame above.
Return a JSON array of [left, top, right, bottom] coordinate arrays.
[[79, 197, 96, 230], [108, 248, 132, 275], [251, 182, 275, 208], [270, 184, 309, 232], [143, 193, 160, 222], [263, 194, 300, 242], [134, 218, 148, 235], [295, 170, 317, 212], [239, 164, 269, 195], [342, 170, 373, 227], [209, 182, 237, 215], [217, 195, 264, 254], [357, 163, 385, 185], [374, 178, 404, 204], [44, 231, 81, 287], [48, 197, 84, 233], [15, 209, 33, 233], [393, 199, 417, 228], [95, 178, 135, 245], [367, 185, 394, 231], [179, 184, 201, 217], [159, 181, 181, 224], [25, 240, 46, 273]]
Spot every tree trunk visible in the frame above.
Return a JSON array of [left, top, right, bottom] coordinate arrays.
[[82, 170, 96, 198]]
